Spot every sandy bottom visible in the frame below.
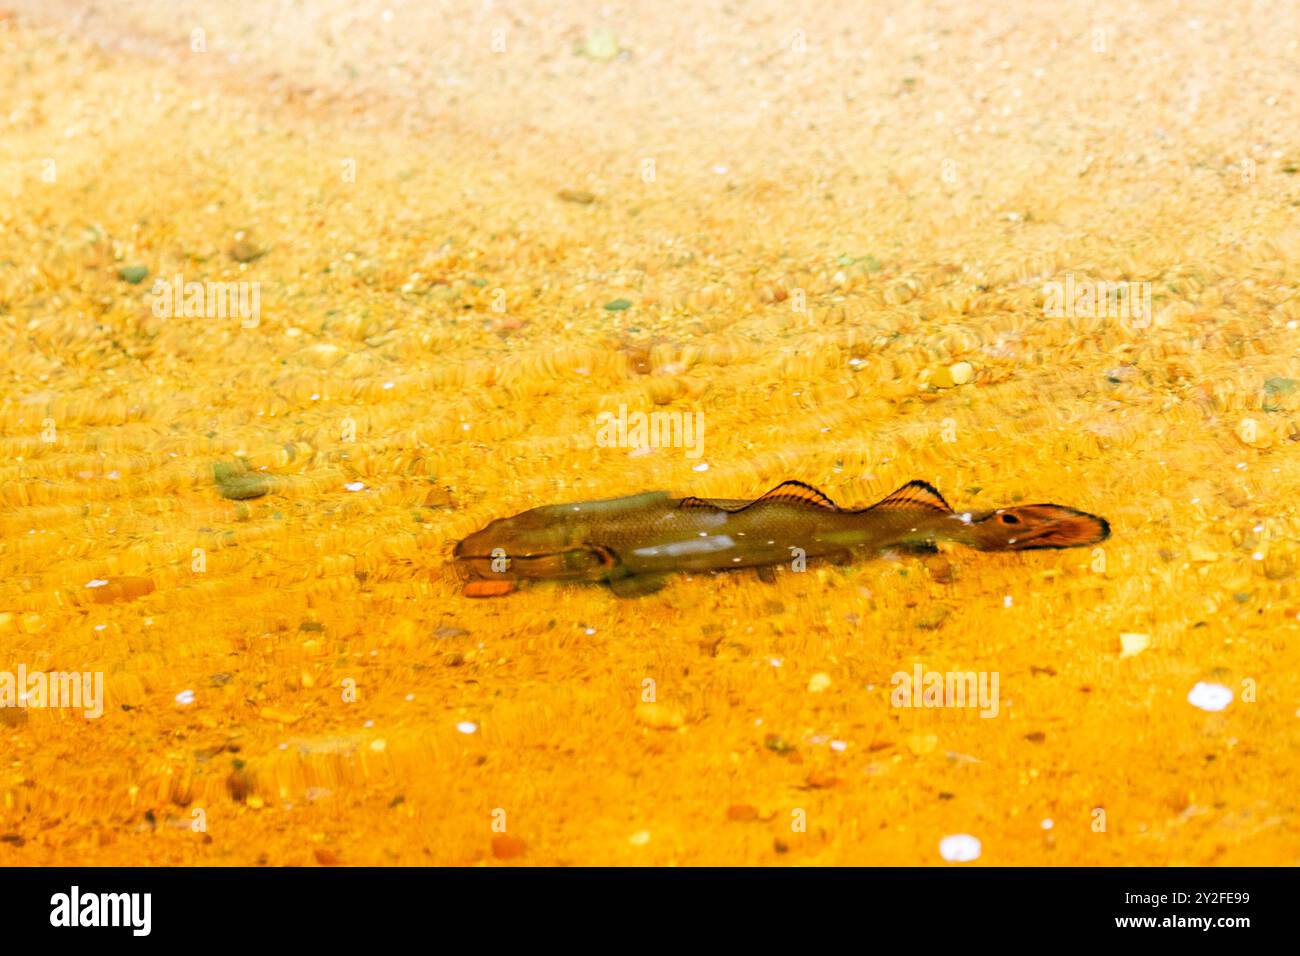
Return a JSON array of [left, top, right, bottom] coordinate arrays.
[[1, 1, 1298, 865]]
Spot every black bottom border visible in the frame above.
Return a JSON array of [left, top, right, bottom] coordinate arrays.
[[0, 866, 1288, 940]]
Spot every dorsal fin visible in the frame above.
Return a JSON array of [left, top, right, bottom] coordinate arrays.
[[679, 496, 722, 510], [865, 480, 953, 514], [749, 480, 839, 511]]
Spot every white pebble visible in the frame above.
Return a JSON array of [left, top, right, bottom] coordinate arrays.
[[1188, 681, 1233, 712], [457, 721, 478, 734], [175, 690, 195, 705], [807, 672, 832, 693], [345, 481, 365, 492], [949, 361, 974, 385], [939, 833, 981, 862], [1119, 633, 1150, 658]]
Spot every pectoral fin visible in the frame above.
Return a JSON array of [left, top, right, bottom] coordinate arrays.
[[608, 573, 670, 597], [896, 541, 939, 555]]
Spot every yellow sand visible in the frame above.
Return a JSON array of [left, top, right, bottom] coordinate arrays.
[[1, 1, 1298, 865]]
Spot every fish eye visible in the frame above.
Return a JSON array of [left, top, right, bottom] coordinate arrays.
[[999, 513, 1020, 525]]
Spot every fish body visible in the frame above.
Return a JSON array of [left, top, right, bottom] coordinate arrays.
[[453, 480, 1110, 596]]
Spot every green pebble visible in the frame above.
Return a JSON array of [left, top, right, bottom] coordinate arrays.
[[213, 461, 271, 500], [581, 27, 620, 60]]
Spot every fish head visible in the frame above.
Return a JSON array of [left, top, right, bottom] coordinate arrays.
[[963, 504, 1110, 551], [452, 507, 610, 580]]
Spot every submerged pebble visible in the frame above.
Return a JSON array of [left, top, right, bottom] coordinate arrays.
[[1188, 682, 1233, 712], [229, 230, 266, 262], [635, 702, 685, 729], [806, 672, 832, 693], [213, 461, 271, 500], [86, 576, 154, 604], [463, 580, 516, 597], [939, 833, 981, 862], [491, 835, 527, 859], [1119, 633, 1150, 658]]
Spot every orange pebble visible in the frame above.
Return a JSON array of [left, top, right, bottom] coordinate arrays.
[[805, 771, 840, 789], [491, 835, 527, 859], [463, 579, 516, 598], [89, 576, 156, 604]]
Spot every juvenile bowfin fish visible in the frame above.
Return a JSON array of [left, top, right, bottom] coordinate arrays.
[[452, 480, 1110, 597]]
